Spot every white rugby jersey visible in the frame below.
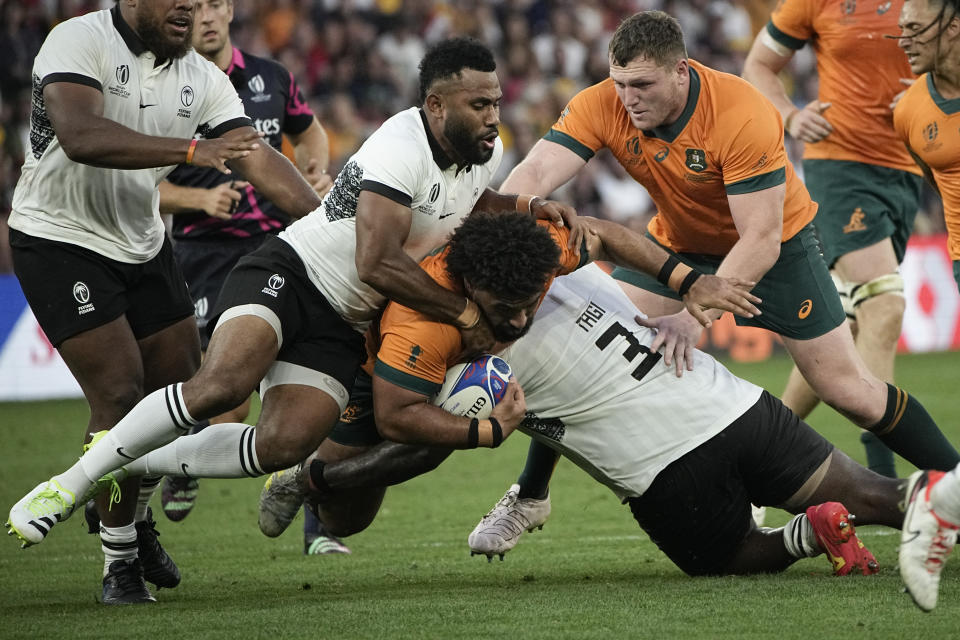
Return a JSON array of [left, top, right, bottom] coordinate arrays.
[[501, 264, 763, 501], [280, 107, 503, 331], [10, 7, 249, 263]]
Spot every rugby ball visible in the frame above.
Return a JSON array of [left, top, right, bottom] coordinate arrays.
[[432, 355, 513, 419]]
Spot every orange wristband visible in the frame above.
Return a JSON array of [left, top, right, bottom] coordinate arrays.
[[186, 138, 198, 165]]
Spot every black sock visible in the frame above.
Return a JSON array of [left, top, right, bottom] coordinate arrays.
[[859, 431, 897, 478], [871, 384, 960, 471], [517, 440, 560, 500]]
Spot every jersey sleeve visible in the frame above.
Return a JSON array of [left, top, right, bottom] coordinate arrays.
[[373, 302, 463, 396], [34, 19, 104, 92], [354, 122, 427, 207], [276, 62, 314, 136], [718, 94, 789, 195], [195, 62, 250, 139], [767, 0, 815, 49], [542, 84, 610, 162], [538, 221, 589, 274]]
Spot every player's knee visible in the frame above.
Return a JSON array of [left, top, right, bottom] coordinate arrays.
[[254, 426, 320, 472], [850, 273, 905, 337], [90, 379, 146, 424]]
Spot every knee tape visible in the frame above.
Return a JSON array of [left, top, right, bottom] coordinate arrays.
[[831, 272, 855, 320], [850, 272, 905, 309]]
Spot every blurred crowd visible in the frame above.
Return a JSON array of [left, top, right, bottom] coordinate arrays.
[[0, 0, 945, 273]]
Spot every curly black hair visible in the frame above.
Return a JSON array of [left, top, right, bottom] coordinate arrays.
[[446, 212, 562, 301], [418, 37, 496, 103]]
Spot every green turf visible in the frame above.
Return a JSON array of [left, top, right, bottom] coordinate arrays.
[[1, 352, 958, 638]]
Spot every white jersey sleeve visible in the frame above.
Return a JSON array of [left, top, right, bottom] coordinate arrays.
[[500, 264, 763, 501], [193, 57, 249, 139], [33, 18, 103, 87]]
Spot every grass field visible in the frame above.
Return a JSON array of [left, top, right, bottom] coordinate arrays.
[[1, 352, 958, 638]]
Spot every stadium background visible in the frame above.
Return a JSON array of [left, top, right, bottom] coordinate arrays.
[[0, 0, 956, 400]]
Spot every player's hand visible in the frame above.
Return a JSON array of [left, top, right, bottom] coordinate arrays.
[[890, 78, 915, 110], [458, 316, 497, 359], [199, 180, 249, 219], [683, 274, 761, 326], [532, 198, 584, 250], [490, 378, 526, 438], [304, 158, 334, 198], [192, 131, 261, 174], [636, 310, 702, 377], [787, 100, 832, 143]]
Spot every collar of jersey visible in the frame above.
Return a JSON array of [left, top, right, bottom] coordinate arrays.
[[418, 108, 471, 174], [225, 46, 246, 79], [926, 72, 960, 116], [642, 64, 701, 143], [111, 5, 169, 67]]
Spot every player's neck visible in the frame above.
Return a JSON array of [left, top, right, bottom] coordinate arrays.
[[932, 64, 960, 101], [210, 39, 234, 72]]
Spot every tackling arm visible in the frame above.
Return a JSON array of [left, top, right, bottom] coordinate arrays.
[[499, 139, 587, 195], [371, 375, 526, 448]]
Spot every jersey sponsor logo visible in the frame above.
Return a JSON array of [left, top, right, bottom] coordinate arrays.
[[253, 117, 281, 136], [798, 299, 813, 319], [261, 273, 285, 297], [753, 152, 768, 170], [625, 136, 641, 156], [877, 1, 892, 13], [116, 65, 129, 85], [685, 148, 707, 172], [685, 173, 713, 183], [843, 207, 867, 233], [178, 85, 194, 119], [406, 345, 422, 369], [841, 0, 856, 16], [73, 281, 96, 316], [654, 148, 669, 162], [557, 105, 570, 127], [248, 74, 271, 103]]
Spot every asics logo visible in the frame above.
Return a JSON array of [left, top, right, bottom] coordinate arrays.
[[116, 447, 135, 460]]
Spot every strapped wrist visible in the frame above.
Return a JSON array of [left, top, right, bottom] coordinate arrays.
[[455, 299, 480, 330], [516, 194, 541, 215]]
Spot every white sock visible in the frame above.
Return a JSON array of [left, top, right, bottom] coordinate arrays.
[[931, 465, 960, 524], [53, 384, 198, 497], [101, 523, 138, 576], [124, 423, 264, 479], [135, 476, 162, 522], [782, 514, 820, 558]]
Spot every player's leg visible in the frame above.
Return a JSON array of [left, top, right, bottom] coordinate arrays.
[[723, 392, 882, 575], [780, 272, 857, 420], [162, 236, 259, 521], [783, 327, 960, 471], [900, 463, 960, 611], [833, 240, 906, 477]]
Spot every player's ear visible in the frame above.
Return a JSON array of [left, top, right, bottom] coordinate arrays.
[[424, 92, 445, 119]]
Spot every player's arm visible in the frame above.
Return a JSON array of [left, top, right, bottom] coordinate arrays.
[[316, 441, 456, 492], [355, 191, 492, 339], [44, 81, 260, 169], [287, 117, 333, 197], [157, 180, 248, 219], [500, 139, 587, 195], [742, 29, 832, 142], [226, 127, 322, 219], [580, 217, 761, 321], [907, 146, 939, 195], [371, 374, 526, 448], [472, 188, 580, 246], [720, 184, 785, 284]]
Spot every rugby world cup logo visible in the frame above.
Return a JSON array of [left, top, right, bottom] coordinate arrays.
[[248, 74, 266, 95], [116, 65, 129, 85]]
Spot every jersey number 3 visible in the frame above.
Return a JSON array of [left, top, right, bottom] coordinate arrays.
[[595, 321, 662, 382]]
